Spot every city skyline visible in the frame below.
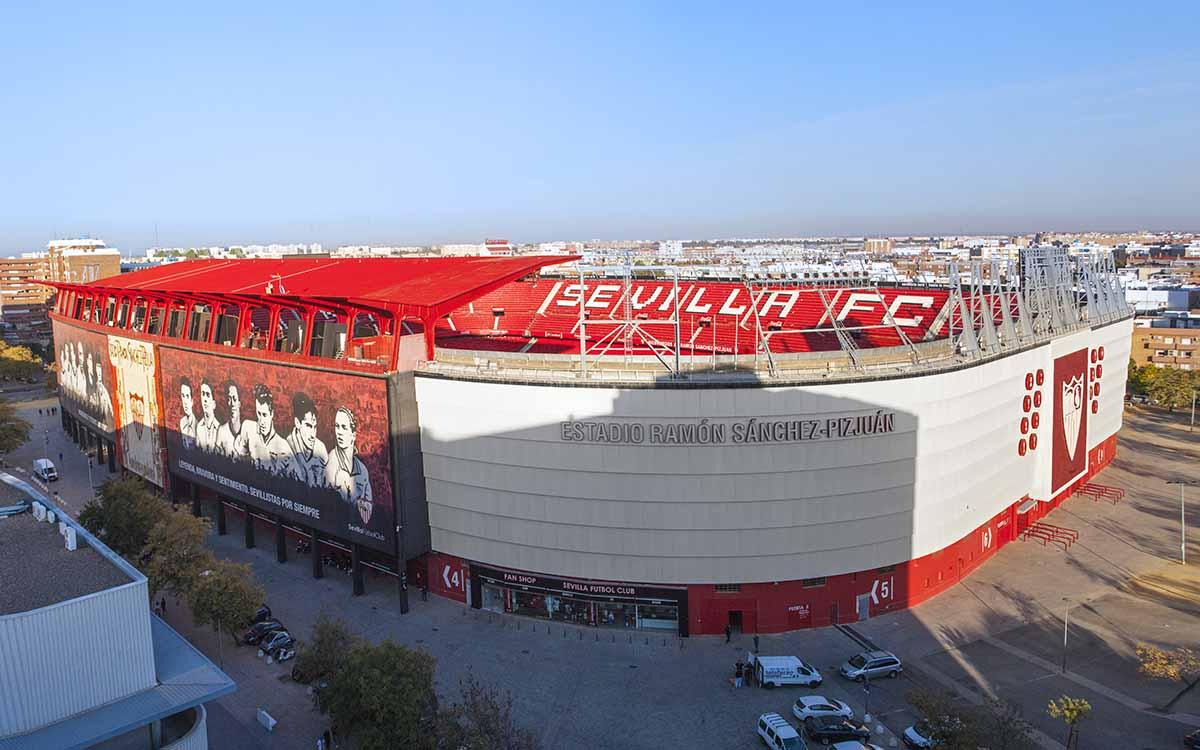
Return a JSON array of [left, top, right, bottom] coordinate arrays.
[[2, 3, 1197, 255]]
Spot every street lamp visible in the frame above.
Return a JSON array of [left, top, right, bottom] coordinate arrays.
[[1166, 479, 1197, 565], [1061, 597, 1070, 674]]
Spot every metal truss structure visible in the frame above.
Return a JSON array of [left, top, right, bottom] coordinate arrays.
[[571, 248, 1131, 379]]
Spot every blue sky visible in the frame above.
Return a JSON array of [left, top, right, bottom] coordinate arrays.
[[1, 2, 1197, 253]]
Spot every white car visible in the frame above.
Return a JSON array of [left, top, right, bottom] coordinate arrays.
[[832, 742, 883, 750], [902, 722, 934, 748], [792, 695, 854, 721]]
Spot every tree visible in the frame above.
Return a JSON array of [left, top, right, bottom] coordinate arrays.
[[1137, 644, 1200, 711], [442, 674, 541, 750], [0, 341, 43, 382], [1147, 366, 1194, 410], [188, 557, 264, 646], [906, 689, 979, 750], [323, 640, 439, 750], [977, 696, 1037, 750], [1046, 695, 1091, 749], [295, 611, 361, 706], [142, 507, 211, 599], [0, 397, 31, 454], [79, 476, 168, 558]]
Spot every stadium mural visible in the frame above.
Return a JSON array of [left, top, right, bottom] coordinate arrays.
[[52, 320, 116, 435], [159, 347, 396, 553], [108, 335, 165, 486]]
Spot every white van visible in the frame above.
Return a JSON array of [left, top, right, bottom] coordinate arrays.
[[756, 712, 806, 750], [33, 458, 58, 482], [753, 655, 823, 688]]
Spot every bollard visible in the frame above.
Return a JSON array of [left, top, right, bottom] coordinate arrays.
[[578, 630, 582, 640], [644, 637, 649, 645], [595, 633, 599, 642]]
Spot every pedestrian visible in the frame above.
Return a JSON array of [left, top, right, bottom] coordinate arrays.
[[37, 408, 42, 416], [724, 624, 731, 643], [160, 597, 167, 617], [753, 634, 760, 654], [58, 452, 63, 463], [735, 661, 744, 689]]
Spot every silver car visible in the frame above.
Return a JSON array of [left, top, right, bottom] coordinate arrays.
[[839, 649, 902, 681], [792, 695, 854, 721]]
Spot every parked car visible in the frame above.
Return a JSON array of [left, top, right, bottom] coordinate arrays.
[[756, 712, 806, 750], [260, 630, 295, 657], [793, 696, 854, 721], [803, 716, 871, 745], [242, 619, 285, 645], [273, 643, 297, 662], [1185, 728, 1200, 749], [830, 743, 882, 750], [253, 604, 273, 623], [902, 722, 934, 749], [838, 650, 902, 681]]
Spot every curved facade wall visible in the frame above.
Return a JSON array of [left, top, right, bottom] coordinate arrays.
[[416, 319, 1132, 585]]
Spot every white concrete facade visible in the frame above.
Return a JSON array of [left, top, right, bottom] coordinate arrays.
[[416, 319, 1132, 585]]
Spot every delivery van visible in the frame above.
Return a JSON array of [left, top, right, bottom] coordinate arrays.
[[33, 458, 58, 482], [753, 655, 823, 688]]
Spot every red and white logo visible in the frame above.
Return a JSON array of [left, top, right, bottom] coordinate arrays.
[[1060, 375, 1084, 461], [1051, 349, 1089, 496]]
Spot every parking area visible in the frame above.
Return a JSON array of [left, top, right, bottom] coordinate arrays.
[[17, 396, 1200, 749]]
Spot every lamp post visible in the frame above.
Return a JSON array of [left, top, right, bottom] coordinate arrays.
[[1061, 597, 1070, 674], [1166, 479, 1197, 565]]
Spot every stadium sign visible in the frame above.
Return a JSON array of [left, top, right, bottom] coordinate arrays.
[[559, 410, 897, 446]]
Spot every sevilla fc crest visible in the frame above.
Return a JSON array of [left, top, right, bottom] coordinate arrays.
[[1061, 375, 1084, 460]]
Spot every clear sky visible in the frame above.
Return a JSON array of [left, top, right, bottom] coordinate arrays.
[[1, 2, 1197, 254]]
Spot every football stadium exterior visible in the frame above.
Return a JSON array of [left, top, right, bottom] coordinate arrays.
[[46, 249, 1132, 636]]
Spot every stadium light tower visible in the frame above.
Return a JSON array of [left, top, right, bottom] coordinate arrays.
[[1166, 479, 1197, 565]]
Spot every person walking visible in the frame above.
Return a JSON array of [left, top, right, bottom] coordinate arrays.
[[753, 634, 760, 654], [735, 661, 744, 689], [724, 624, 731, 643]]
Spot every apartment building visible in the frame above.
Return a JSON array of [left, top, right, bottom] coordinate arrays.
[[1131, 314, 1200, 370], [0, 239, 121, 345]]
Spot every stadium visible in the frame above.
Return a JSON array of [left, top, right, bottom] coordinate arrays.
[[46, 247, 1132, 637]]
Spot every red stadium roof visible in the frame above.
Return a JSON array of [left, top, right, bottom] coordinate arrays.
[[49, 255, 578, 361], [71, 255, 576, 319]]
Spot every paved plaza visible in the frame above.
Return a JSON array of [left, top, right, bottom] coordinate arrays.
[[12, 397, 1199, 749]]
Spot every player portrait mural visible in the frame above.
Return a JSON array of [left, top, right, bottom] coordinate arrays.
[[52, 320, 116, 435], [108, 335, 165, 486], [159, 347, 395, 552]]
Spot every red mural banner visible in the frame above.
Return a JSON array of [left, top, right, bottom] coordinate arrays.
[[1051, 348, 1088, 496], [158, 346, 395, 553]]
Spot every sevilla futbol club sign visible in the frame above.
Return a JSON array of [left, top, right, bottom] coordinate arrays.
[[1051, 348, 1089, 496]]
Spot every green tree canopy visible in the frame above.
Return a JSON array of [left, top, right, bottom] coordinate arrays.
[[142, 507, 211, 599], [79, 476, 168, 558], [0, 397, 31, 454], [1146, 366, 1196, 410], [442, 674, 541, 750], [323, 640, 439, 750], [188, 557, 264, 645], [0, 341, 43, 381], [1046, 695, 1091, 749], [295, 611, 361, 708]]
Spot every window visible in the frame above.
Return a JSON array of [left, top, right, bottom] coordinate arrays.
[[166, 304, 187, 337], [147, 304, 164, 335], [213, 304, 240, 345], [274, 308, 305, 353], [715, 583, 741, 593], [116, 299, 130, 329], [103, 296, 117, 325], [131, 301, 147, 332], [241, 305, 270, 349], [801, 577, 826, 588], [187, 303, 212, 341], [308, 309, 346, 358], [81, 299, 93, 321]]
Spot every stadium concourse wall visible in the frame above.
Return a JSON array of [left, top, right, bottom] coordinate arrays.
[[414, 317, 1132, 635]]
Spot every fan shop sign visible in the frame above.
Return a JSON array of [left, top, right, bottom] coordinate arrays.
[[559, 410, 896, 446], [471, 564, 682, 602]]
